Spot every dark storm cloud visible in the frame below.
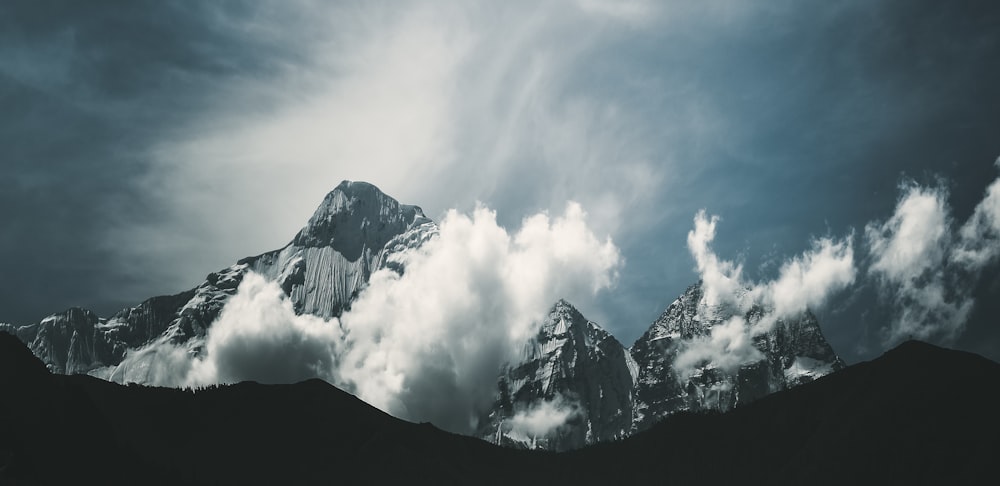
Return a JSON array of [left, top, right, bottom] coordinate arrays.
[[0, 1, 320, 323]]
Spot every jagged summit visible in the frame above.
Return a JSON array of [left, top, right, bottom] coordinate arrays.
[[293, 180, 429, 260], [478, 299, 634, 451]]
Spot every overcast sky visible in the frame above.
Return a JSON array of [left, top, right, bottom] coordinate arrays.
[[2, 0, 999, 363]]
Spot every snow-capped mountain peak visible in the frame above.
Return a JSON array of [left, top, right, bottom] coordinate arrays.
[[293, 180, 429, 258]]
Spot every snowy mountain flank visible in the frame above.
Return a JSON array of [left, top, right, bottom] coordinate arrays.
[[2, 181, 843, 450]]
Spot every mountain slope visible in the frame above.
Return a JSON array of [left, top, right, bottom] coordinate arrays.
[[2, 331, 996, 485]]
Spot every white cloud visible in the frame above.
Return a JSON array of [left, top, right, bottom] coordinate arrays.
[[184, 272, 344, 387], [687, 210, 744, 308], [337, 202, 620, 433], [866, 185, 950, 284], [506, 395, 581, 443], [674, 316, 761, 378], [864, 184, 973, 344], [756, 235, 856, 330]]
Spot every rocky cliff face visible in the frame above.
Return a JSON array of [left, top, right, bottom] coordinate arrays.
[[629, 282, 844, 433], [476, 300, 635, 451]]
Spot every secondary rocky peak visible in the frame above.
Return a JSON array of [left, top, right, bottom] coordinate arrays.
[[292, 180, 429, 260], [479, 299, 634, 451]]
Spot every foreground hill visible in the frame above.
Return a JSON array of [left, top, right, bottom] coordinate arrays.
[[1, 331, 996, 485]]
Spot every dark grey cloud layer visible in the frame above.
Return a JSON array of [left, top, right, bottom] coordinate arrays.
[[1, 0, 999, 363]]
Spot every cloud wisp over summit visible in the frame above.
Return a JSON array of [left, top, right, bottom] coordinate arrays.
[[674, 159, 1000, 376]]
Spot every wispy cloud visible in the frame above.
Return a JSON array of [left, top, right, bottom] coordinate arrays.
[[675, 158, 1000, 374], [866, 161, 1000, 345]]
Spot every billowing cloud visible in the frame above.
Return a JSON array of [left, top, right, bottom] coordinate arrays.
[[185, 273, 344, 386], [337, 202, 620, 433], [864, 164, 1000, 346], [134, 202, 620, 434], [506, 395, 581, 443]]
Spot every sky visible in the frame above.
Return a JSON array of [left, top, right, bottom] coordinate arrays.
[[2, 0, 999, 365]]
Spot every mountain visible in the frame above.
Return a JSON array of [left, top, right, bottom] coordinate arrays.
[[475, 283, 844, 449], [2, 331, 996, 485], [629, 282, 844, 432], [476, 300, 636, 451], [4, 181, 436, 382], [4, 180, 841, 449]]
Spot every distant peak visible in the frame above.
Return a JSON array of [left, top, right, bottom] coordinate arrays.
[[291, 180, 430, 260]]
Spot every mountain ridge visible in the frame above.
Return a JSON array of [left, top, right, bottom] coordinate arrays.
[[3, 180, 844, 450]]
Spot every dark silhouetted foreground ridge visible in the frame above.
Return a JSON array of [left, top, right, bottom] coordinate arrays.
[[1, 332, 997, 485]]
